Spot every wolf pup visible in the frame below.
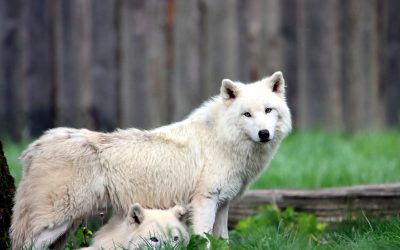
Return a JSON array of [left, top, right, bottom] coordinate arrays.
[[11, 71, 292, 249], [81, 204, 189, 250]]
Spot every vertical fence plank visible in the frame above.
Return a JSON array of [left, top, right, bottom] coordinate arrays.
[[89, 0, 118, 131], [382, 0, 400, 126], [281, 0, 299, 126], [296, 0, 342, 129], [118, 0, 167, 129], [118, 0, 142, 128], [164, 0, 175, 123], [363, 0, 382, 129], [349, 0, 380, 130], [322, 1, 342, 130], [246, 0, 262, 81], [260, 0, 282, 76], [222, 0, 239, 80], [144, 0, 168, 126], [296, 0, 308, 128], [247, 0, 282, 81], [0, 0, 23, 139], [236, 0, 250, 82], [118, 0, 141, 128], [55, 0, 94, 129], [202, 0, 239, 98], [21, 0, 54, 136], [54, 0, 77, 127], [77, 0, 94, 129], [338, 0, 353, 131], [171, 0, 201, 120], [341, 0, 382, 131]]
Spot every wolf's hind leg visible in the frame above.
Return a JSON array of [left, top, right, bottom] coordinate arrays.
[[33, 222, 70, 250], [49, 219, 81, 250]]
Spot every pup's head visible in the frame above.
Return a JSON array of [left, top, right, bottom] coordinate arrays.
[[220, 71, 292, 144], [126, 203, 190, 249]]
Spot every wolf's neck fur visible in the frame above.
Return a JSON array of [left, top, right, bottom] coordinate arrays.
[[187, 96, 223, 124]]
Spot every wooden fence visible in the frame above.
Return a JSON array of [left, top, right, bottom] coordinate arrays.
[[0, 0, 399, 139]]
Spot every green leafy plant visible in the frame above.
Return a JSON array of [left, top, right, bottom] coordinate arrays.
[[186, 234, 208, 250], [186, 232, 229, 250], [64, 224, 94, 249], [236, 205, 326, 239]]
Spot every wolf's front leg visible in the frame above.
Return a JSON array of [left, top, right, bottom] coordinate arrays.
[[191, 196, 218, 236], [212, 201, 229, 239]]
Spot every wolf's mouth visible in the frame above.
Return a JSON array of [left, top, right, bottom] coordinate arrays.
[[260, 139, 270, 143]]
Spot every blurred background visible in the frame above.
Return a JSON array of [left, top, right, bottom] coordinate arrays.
[[0, 0, 399, 139]]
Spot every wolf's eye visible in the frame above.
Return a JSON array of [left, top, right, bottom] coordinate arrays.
[[149, 237, 159, 243], [173, 236, 179, 241], [243, 112, 252, 117], [265, 108, 272, 114]]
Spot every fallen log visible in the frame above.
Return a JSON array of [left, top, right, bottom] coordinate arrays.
[[229, 183, 400, 227]]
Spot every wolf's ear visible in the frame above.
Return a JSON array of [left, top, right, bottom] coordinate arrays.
[[221, 79, 240, 101], [172, 205, 191, 224], [269, 71, 285, 96], [129, 203, 145, 225]]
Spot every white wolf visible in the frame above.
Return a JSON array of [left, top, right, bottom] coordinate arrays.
[[81, 203, 190, 250], [10, 71, 292, 249]]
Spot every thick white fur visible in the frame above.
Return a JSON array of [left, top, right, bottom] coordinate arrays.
[[81, 204, 189, 250], [10, 72, 292, 249]]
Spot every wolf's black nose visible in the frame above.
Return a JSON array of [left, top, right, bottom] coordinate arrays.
[[258, 129, 270, 142]]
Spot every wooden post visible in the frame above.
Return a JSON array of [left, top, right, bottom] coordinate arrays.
[[229, 183, 400, 227], [339, 0, 383, 131], [0, 0, 24, 139], [171, 0, 201, 121], [202, 0, 240, 99], [382, 0, 400, 126], [296, 0, 342, 129], [21, 0, 55, 136], [89, 0, 118, 131], [54, 0, 94, 129], [0, 140, 15, 249], [281, 0, 299, 125]]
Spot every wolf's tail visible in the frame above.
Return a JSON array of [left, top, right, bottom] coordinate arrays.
[[12, 128, 80, 249], [10, 180, 34, 250]]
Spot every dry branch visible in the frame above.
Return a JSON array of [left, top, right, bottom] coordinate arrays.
[[229, 183, 400, 227]]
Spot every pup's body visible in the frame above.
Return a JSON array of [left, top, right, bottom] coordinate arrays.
[[11, 72, 292, 249]]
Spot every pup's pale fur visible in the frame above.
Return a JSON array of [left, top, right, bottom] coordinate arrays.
[[81, 204, 189, 250], [10, 72, 292, 249]]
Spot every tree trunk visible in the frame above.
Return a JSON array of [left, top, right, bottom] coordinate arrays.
[[0, 140, 15, 249]]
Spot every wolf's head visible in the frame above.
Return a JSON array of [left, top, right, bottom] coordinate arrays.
[[219, 71, 292, 144]]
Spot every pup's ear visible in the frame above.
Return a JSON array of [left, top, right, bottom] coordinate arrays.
[[129, 203, 145, 225], [221, 79, 240, 101], [269, 71, 285, 96], [172, 205, 191, 224]]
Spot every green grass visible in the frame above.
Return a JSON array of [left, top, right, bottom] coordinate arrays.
[[252, 130, 400, 189], [321, 218, 400, 250], [2, 130, 400, 249], [2, 138, 29, 184], [229, 217, 400, 250]]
